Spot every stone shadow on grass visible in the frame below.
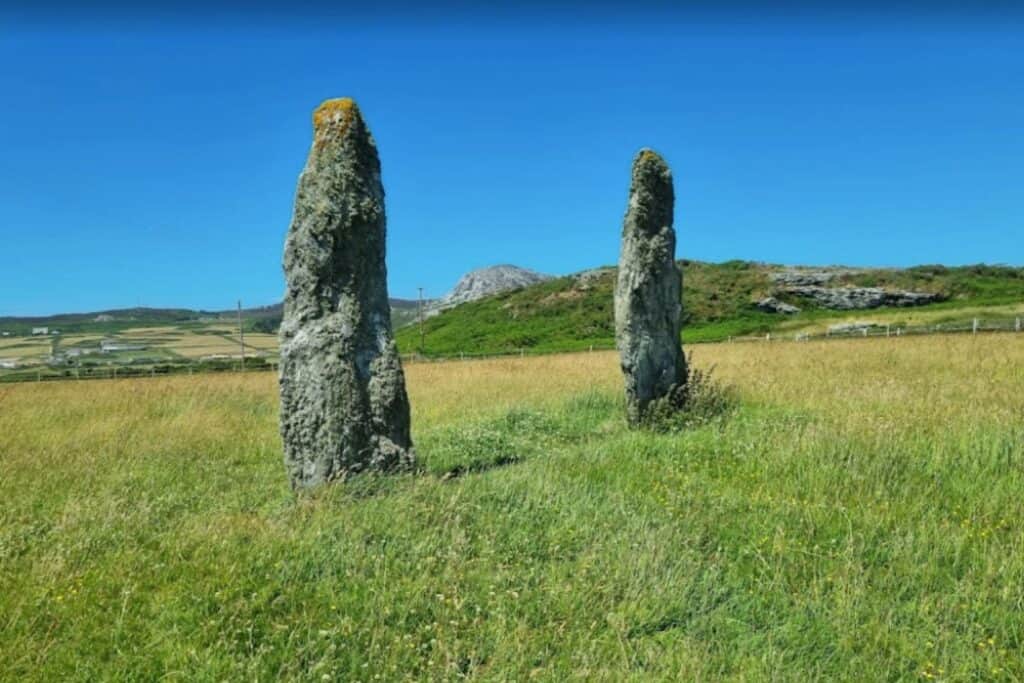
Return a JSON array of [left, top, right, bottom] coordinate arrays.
[[417, 393, 622, 480]]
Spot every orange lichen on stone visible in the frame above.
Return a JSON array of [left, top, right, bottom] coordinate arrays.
[[313, 97, 358, 131]]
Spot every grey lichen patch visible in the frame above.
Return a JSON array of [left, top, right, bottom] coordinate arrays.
[[279, 98, 414, 490], [614, 148, 687, 427]]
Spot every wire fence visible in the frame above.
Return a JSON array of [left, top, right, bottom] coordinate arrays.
[[2, 316, 1021, 384]]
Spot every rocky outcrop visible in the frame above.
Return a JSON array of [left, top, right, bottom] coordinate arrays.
[[781, 286, 942, 310], [279, 98, 414, 490], [756, 297, 800, 314], [573, 267, 615, 290], [430, 265, 550, 314], [768, 268, 943, 310], [770, 269, 844, 287], [614, 149, 686, 426]]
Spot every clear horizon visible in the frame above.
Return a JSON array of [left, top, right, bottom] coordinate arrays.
[[2, 3, 1022, 316]]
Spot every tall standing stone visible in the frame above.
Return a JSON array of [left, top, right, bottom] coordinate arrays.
[[279, 98, 414, 489], [614, 149, 687, 426]]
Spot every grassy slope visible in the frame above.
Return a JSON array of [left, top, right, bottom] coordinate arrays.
[[396, 261, 1024, 354], [2, 336, 1023, 679]]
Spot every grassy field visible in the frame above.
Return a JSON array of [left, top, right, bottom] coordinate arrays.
[[0, 324, 278, 377], [1, 335, 1023, 679]]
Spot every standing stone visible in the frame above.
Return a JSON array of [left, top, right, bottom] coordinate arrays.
[[279, 98, 414, 489], [614, 149, 687, 426]]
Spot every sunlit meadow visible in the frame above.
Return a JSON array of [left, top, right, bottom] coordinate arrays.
[[1, 334, 1022, 680]]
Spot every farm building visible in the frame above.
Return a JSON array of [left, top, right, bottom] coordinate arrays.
[[100, 340, 147, 353]]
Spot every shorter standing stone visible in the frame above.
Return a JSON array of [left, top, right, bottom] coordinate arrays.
[[614, 149, 687, 426]]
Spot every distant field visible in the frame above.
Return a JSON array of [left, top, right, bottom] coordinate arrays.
[[228, 332, 279, 350], [147, 331, 248, 359], [2, 335, 1022, 679], [0, 336, 51, 362], [0, 324, 279, 373]]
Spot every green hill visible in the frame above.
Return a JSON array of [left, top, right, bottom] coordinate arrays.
[[396, 261, 1024, 355]]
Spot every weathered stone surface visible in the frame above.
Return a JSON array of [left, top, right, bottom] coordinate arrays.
[[756, 296, 801, 314], [573, 267, 615, 289], [770, 269, 845, 286], [614, 149, 687, 426], [769, 268, 943, 310], [781, 285, 942, 310], [279, 98, 414, 489]]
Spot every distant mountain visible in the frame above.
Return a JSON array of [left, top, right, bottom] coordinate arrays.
[[429, 265, 552, 315]]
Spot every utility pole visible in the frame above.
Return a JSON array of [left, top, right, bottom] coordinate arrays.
[[417, 287, 425, 353], [237, 300, 245, 370]]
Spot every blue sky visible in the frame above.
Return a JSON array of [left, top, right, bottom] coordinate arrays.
[[1, 5, 1022, 315]]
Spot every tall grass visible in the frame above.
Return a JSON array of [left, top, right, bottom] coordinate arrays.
[[1, 335, 1022, 680]]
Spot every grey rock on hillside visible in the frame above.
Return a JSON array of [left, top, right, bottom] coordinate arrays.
[[614, 149, 687, 426], [780, 285, 942, 310], [430, 265, 550, 313], [757, 296, 800, 314], [279, 98, 414, 490], [768, 268, 943, 311], [770, 269, 844, 287]]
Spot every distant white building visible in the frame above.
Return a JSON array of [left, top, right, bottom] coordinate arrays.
[[31, 327, 48, 336], [0, 331, 10, 337], [101, 339, 147, 353], [0, 359, 18, 369]]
